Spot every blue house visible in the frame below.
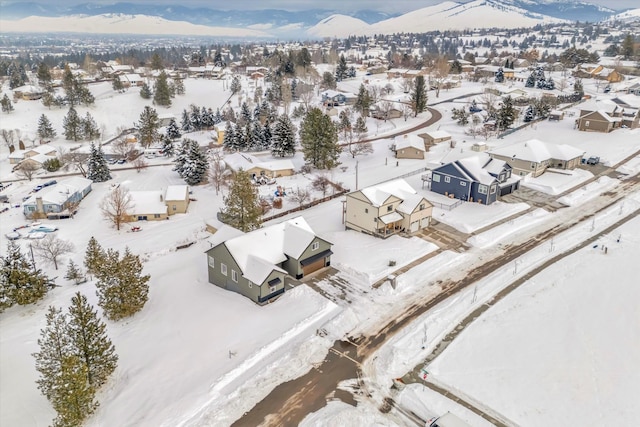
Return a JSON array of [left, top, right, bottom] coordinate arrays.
[[321, 89, 348, 106], [431, 155, 519, 205], [23, 177, 92, 219]]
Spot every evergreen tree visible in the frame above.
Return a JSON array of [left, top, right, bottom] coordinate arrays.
[[153, 71, 172, 106], [86, 143, 112, 182], [67, 292, 118, 387], [81, 112, 100, 141], [573, 79, 584, 96], [353, 115, 368, 141], [37, 62, 53, 89], [37, 114, 57, 141], [271, 114, 296, 157], [181, 108, 193, 132], [173, 139, 191, 177], [173, 77, 185, 95], [161, 135, 175, 157], [335, 54, 348, 81], [50, 354, 97, 427], [411, 75, 428, 117], [496, 95, 516, 130], [112, 77, 125, 93], [0, 240, 50, 311], [494, 67, 505, 83], [65, 260, 84, 285], [322, 71, 337, 90], [63, 106, 82, 141], [136, 106, 160, 148], [222, 122, 241, 152], [220, 169, 263, 232], [545, 77, 555, 90], [523, 105, 535, 122], [299, 107, 341, 169], [1, 94, 14, 113], [140, 83, 152, 99], [354, 83, 371, 116], [189, 104, 202, 131], [202, 107, 215, 129], [213, 108, 223, 125], [525, 73, 536, 88], [180, 139, 209, 185], [150, 53, 164, 70], [452, 107, 470, 125], [95, 247, 150, 321], [261, 116, 273, 150], [84, 237, 104, 279], [33, 306, 72, 400], [230, 75, 241, 94], [165, 118, 181, 140]]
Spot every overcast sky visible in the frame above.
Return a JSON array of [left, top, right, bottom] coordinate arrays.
[[18, 0, 638, 13]]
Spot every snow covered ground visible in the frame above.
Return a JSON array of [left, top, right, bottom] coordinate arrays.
[[428, 213, 640, 427]]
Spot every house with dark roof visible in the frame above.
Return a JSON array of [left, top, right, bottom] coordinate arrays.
[[431, 155, 519, 204], [205, 217, 332, 304]]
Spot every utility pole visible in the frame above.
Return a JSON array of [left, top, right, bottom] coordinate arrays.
[[355, 160, 359, 191]]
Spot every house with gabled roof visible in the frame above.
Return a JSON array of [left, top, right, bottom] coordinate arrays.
[[393, 134, 425, 159], [23, 177, 92, 219], [345, 178, 433, 237], [489, 139, 584, 177], [431, 155, 519, 204], [224, 152, 295, 180], [205, 217, 332, 304]]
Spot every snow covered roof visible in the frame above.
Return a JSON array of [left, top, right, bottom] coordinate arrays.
[[222, 217, 326, 285], [423, 130, 451, 140], [457, 156, 497, 186], [378, 211, 403, 224], [394, 135, 424, 151], [129, 191, 168, 215], [165, 185, 188, 201], [23, 177, 91, 206], [360, 178, 417, 207], [224, 152, 295, 173], [490, 139, 584, 163]]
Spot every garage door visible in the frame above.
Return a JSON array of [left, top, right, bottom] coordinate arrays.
[[410, 221, 420, 232], [302, 257, 326, 276]]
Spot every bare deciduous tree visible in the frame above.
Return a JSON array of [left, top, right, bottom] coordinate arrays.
[[290, 187, 311, 207], [312, 174, 331, 197], [100, 186, 133, 231], [61, 150, 88, 177], [429, 56, 451, 98], [208, 150, 231, 195], [132, 157, 147, 173], [1, 129, 19, 151], [111, 138, 135, 160], [31, 234, 74, 270], [15, 161, 40, 181], [401, 78, 414, 94]]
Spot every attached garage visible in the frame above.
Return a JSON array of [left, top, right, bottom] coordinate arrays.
[[300, 249, 333, 276], [410, 221, 420, 232]]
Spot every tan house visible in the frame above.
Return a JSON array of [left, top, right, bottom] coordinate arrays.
[[419, 130, 451, 148], [224, 152, 295, 179], [127, 190, 169, 221], [489, 139, 584, 178], [345, 178, 433, 237], [9, 144, 58, 169], [393, 135, 426, 159], [165, 185, 190, 215], [576, 110, 619, 132]]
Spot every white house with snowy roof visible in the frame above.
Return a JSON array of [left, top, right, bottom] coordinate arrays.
[[223, 152, 295, 181], [489, 139, 585, 177], [345, 178, 433, 237], [23, 177, 92, 219], [205, 217, 333, 304]]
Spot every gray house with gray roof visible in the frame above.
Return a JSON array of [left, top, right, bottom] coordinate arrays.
[[205, 217, 332, 304]]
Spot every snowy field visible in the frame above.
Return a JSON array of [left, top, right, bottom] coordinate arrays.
[[427, 211, 640, 426]]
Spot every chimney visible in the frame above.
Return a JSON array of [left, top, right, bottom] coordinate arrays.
[[160, 193, 164, 202], [36, 197, 44, 214]]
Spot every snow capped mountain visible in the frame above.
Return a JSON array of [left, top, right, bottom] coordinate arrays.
[[0, 14, 273, 38], [608, 8, 640, 22], [306, 0, 566, 38], [0, 1, 626, 38]]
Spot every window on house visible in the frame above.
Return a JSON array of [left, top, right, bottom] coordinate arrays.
[[387, 205, 393, 212], [232, 270, 238, 282], [154, 214, 161, 218], [585, 120, 590, 127], [312, 241, 319, 251], [420, 203, 425, 210], [460, 181, 466, 186], [248, 281, 253, 288], [490, 185, 496, 194], [444, 176, 451, 183], [531, 162, 536, 169], [478, 185, 488, 194], [208, 256, 215, 268], [269, 285, 277, 293], [172, 205, 177, 211], [432, 174, 441, 182], [365, 208, 368, 213], [221, 263, 227, 276]]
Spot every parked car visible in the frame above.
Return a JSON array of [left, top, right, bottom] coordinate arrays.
[[117, 159, 126, 164], [30, 224, 59, 233], [586, 156, 600, 165], [33, 185, 43, 192], [28, 231, 46, 239], [5, 231, 21, 240], [107, 158, 118, 165], [43, 180, 57, 187]]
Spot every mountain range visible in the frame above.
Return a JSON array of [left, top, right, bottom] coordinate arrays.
[[0, 0, 633, 38]]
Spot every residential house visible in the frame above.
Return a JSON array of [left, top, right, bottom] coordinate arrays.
[[419, 130, 452, 148], [23, 177, 92, 219], [576, 110, 620, 132], [12, 85, 45, 100], [165, 185, 190, 215], [205, 217, 332, 304], [345, 179, 433, 237], [393, 135, 426, 159], [128, 190, 169, 222], [431, 155, 519, 204], [489, 139, 584, 178], [9, 144, 58, 169], [370, 104, 403, 120], [224, 152, 295, 179], [118, 73, 144, 87], [321, 89, 347, 106]]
